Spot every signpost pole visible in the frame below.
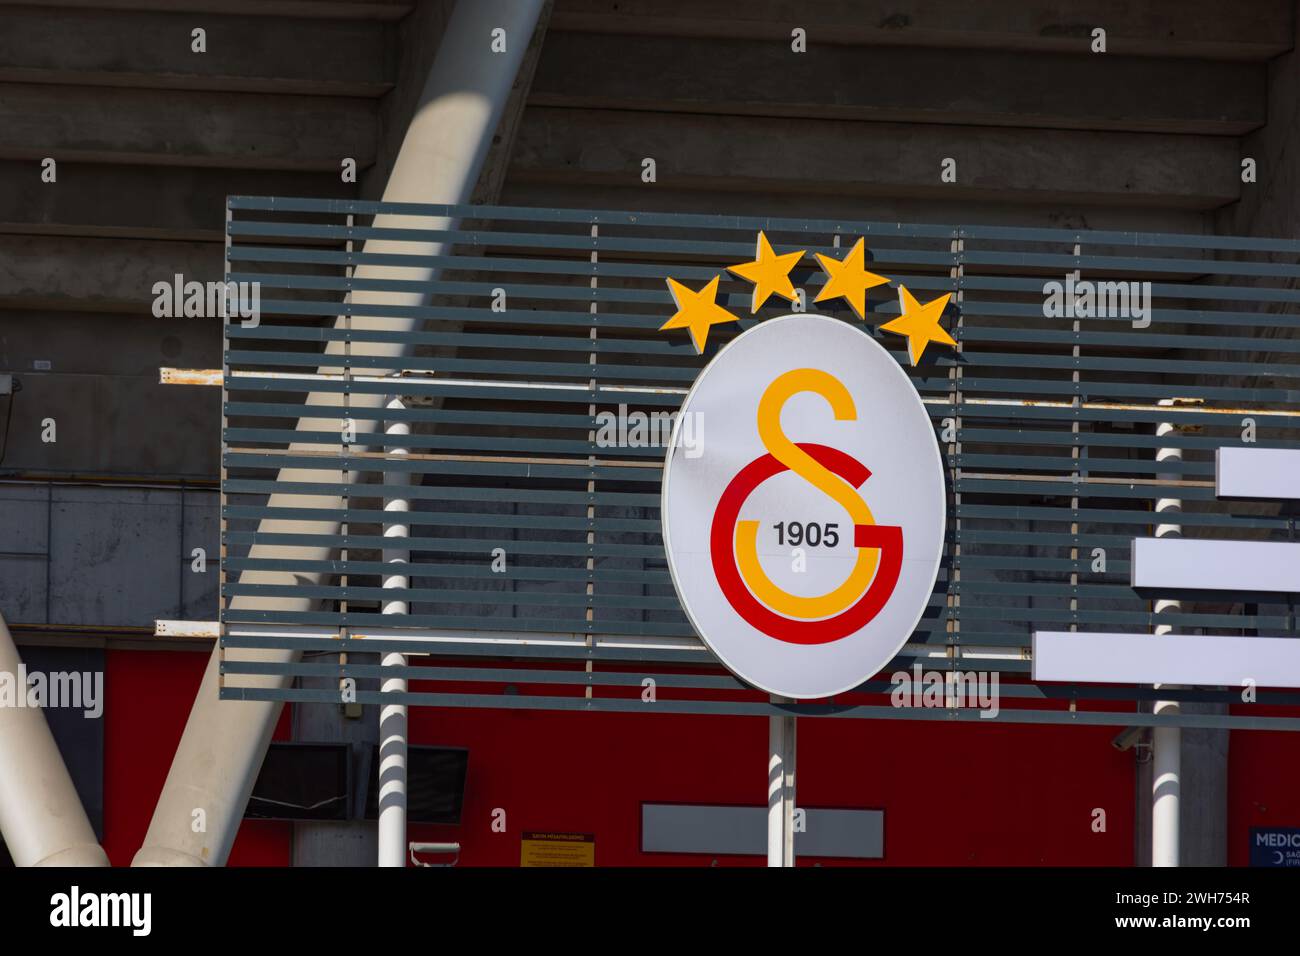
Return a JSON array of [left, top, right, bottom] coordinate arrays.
[[767, 704, 782, 867], [783, 711, 796, 867], [767, 696, 796, 867]]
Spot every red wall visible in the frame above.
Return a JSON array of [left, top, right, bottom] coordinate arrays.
[[99, 648, 1300, 866], [407, 706, 1135, 866], [1228, 707, 1300, 866], [103, 648, 291, 866]]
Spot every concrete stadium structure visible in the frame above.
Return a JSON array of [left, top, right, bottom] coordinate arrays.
[[1, 0, 1299, 867]]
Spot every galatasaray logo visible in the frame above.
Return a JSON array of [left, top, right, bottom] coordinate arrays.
[[661, 314, 946, 700], [710, 367, 903, 646]]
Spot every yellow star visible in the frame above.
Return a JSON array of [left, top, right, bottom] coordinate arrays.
[[660, 275, 741, 353], [813, 238, 891, 320], [879, 285, 957, 366], [726, 231, 805, 313]]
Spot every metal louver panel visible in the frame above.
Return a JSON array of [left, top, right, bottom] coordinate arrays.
[[218, 197, 1300, 728]]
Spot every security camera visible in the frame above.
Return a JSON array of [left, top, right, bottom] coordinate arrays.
[[1112, 726, 1146, 751]]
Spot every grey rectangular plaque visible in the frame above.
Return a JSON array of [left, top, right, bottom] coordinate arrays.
[[642, 803, 883, 859]]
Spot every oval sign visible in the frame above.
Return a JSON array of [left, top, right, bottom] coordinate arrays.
[[661, 313, 946, 699]]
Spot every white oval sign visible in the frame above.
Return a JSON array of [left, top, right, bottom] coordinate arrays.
[[661, 313, 946, 699]]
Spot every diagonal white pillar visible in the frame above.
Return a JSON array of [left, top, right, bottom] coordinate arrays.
[[0, 611, 109, 866], [133, 0, 549, 867]]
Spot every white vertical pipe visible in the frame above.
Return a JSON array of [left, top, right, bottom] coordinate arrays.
[[782, 713, 796, 867], [767, 697, 797, 867], [134, 0, 548, 867], [0, 611, 109, 867], [1152, 727, 1180, 867], [767, 707, 783, 867], [1152, 402, 1181, 867], [378, 394, 411, 867]]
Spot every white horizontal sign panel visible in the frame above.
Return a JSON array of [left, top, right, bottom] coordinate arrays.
[[1216, 447, 1300, 500], [1130, 537, 1300, 593], [1033, 631, 1300, 688]]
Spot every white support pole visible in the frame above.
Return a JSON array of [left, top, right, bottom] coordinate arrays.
[[1152, 725, 1181, 867], [378, 394, 411, 868], [0, 611, 110, 867], [783, 713, 796, 867], [1152, 402, 1181, 867], [767, 710, 782, 867], [767, 697, 796, 867]]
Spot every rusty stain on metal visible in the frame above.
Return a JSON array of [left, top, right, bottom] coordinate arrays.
[[923, 395, 1295, 418], [224, 446, 663, 469], [962, 471, 1214, 489], [160, 367, 222, 386]]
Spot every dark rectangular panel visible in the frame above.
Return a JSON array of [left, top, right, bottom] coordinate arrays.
[[246, 742, 350, 822], [363, 746, 468, 825]]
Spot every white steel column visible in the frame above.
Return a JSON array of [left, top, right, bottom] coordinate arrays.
[[767, 697, 796, 867], [1152, 402, 1181, 867], [0, 611, 109, 867], [134, 0, 548, 867], [783, 714, 796, 866], [378, 395, 411, 867]]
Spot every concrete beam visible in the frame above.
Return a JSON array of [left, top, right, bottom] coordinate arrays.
[[0, 162, 356, 241], [531, 32, 1266, 135], [0, 309, 219, 377], [0, 7, 394, 96], [1213, 12, 1300, 393], [551, 0, 1294, 60], [1225, 12, 1300, 239], [0, 0, 411, 20], [0, 311, 220, 477], [470, 0, 555, 204], [0, 83, 377, 170], [0, 371, 219, 479], [0, 235, 221, 311], [509, 107, 1241, 208]]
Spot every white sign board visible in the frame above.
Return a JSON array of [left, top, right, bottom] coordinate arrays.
[[1132, 537, 1300, 593], [1037, 444, 1300, 690], [661, 314, 946, 699], [1216, 447, 1300, 499], [1033, 631, 1300, 688]]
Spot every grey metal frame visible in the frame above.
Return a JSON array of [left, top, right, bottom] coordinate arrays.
[[219, 196, 1300, 728]]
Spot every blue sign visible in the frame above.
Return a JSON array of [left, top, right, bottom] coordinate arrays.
[[1250, 828, 1300, 867]]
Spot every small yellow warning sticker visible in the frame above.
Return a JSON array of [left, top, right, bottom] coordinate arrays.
[[520, 831, 595, 867]]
